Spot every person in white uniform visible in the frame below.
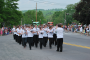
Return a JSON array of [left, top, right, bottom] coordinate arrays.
[[17, 26, 22, 45], [43, 25, 48, 47], [38, 27, 44, 49], [27, 26, 34, 50], [55, 23, 63, 52], [33, 25, 39, 48], [21, 26, 27, 48], [15, 26, 19, 43], [47, 26, 53, 49], [12, 26, 16, 40]]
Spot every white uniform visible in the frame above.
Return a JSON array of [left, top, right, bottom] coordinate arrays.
[[38, 30, 44, 38], [33, 27, 39, 35], [27, 29, 33, 37], [16, 28, 19, 36], [17, 28, 22, 36], [43, 28, 48, 37], [12, 28, 15, 34], [55, 27, 63, 38], [47, 29, 53, 38], [21, 29, 27, 38]]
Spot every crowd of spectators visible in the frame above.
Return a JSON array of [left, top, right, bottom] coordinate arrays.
[[64, 24, 90, 36], [0, 27, 12, 36]]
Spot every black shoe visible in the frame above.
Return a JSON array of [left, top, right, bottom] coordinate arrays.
[[19, 43, 21, 45], [44, 45, 46, 47], [40, 48, 42, 49], [60, 50, 62, 52]]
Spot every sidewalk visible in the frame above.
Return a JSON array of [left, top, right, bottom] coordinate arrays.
[[64, 31, 90, 36]]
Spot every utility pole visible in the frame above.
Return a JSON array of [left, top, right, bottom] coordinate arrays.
[[36, 2, 37, 22], [65, 12, 66, 25], [65, 12, 66, 21]]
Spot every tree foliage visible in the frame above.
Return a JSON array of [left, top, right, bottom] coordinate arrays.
[[51, 4, 77, 25], [0, 0, 22, 27], [73, 0, 90, 25], [22, 10, 45, 24]]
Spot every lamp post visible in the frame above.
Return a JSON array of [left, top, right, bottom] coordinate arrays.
[[32, 20, 33, 26], [64, 19, 66, 25], [65, 12, 69, 25]]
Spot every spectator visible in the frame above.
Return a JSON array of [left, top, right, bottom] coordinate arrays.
[[0, 28, 3, 36], [2, 27, 4, 35], [86, 26, 89, 36], [80, 26, 83, 35]]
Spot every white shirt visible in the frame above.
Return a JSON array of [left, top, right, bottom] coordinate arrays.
[[33, 27, 39, 35], [48, 29, 53, 38], [21, 29, 27, 38], [86, 28, 89, 32], [27, 29, 33, 37], [80, 27, 83, 32], [17, 28, 22, 36], [55, 27, 63, 38], [16, 28, 19, 35], [52, 27, 56, 34], [12, 28, 15, 34], [43, 28, 48, 37], [38, 30, 44, 38]]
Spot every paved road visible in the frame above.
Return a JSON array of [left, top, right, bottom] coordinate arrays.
[[0, 33, 90, 60]]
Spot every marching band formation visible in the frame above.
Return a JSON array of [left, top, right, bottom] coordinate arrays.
[[12, 23, 63, 52]]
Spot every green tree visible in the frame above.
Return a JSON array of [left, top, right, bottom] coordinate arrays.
[[73, 0, 90, 25], [22, 10, 36, 24], [22, 10, 45, 24], [37, 11, 46, 24], [52, 11, 65, 25], [65, 4, 76, 25], [0, 0, 5, 27], [0, 0, 22, 27]]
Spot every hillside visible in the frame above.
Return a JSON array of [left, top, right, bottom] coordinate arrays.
[[21, 8, 65, 21]]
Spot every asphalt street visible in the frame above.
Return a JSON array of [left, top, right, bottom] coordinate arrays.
[[0, 32, 90, 60]]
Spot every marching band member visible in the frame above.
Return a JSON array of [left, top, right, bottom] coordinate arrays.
[[21, 26, 27, 48], [47, 26, 53, 49], [12, 26, 16, 40], [55, 23, 63, 52], [43, 25, 48, 47], [27, 26, 34, 50], [38, 26, 44, 49], [53, 25, 57, 46], [17, 26, 22, 45], [33, 25, 39, 48], [15, 26, 19, 43]]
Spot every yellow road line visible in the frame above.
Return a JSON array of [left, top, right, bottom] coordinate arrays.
[[63, 42, 90, 49]]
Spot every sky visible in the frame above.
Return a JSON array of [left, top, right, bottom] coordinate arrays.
[[17, 0, 80, 10]]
